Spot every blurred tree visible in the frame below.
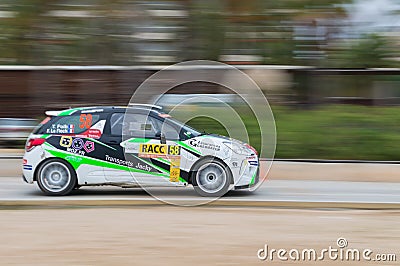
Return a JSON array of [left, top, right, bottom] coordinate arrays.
[[327, 34, 395, 68], [185, 1, 226, 60], [0, 0, 398, 66], [1, 0, 52, 64]]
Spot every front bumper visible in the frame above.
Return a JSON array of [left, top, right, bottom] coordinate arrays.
[[22, 174, 29, 183], [234, 168, 259, 190]]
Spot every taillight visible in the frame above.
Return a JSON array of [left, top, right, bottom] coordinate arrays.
[[25, 138, 46, 152]]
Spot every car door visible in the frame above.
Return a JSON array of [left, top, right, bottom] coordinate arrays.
[[102, 112, 172, 184], [119, 112, 188, 186], [101, 112, 135, 182]]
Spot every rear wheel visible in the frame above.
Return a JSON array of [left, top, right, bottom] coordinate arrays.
[[192, 158, 232, 197], [36, 159, 77, 196]]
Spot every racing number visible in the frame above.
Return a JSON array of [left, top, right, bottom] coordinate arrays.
[[79, 114, 92, 129], [168, 145, 181, 156]]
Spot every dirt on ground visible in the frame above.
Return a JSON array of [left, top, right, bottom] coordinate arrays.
[[0, 207, 399, 265]]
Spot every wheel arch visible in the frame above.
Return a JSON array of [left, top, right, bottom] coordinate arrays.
[[188, 155, 233, 185], [33, 157, 76, 182]]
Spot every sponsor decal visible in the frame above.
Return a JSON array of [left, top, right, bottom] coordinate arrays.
[[105, 154, 134, 168], [59, 136, 95, 155], [124, 142, 140, 153], [188, 139, 220, 151], [72, 138, 84, 150], [232, 161, 239, 168], [67, 147, 85, 156], [76, 128, 102, 139], [138, 144, 181, 159], [23, 164, 33, 170], [47, 124, 74, 134], [83, 140, 95, 153], [169, 158, 181, 182], [60, 136, 73, 148], [23, 159, 27, 165], [105, 155, 157, 173], [65, 155, 82, 163], [135, 162, 151, 172]]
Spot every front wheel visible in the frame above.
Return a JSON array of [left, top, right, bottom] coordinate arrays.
[[192, 158, 232, 197], [36, 159, 77, 196]]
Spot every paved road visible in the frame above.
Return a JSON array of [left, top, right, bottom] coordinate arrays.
[[1, 158, 400, 207], [1, 176, 400, 207], [3, 158, 400, 182]]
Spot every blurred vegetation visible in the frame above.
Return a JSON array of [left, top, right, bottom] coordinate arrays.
[[186, 105, 400, 161], [1, 0, 400, 161], [0, 0, 398, 66], [326, 34, 395, 68]]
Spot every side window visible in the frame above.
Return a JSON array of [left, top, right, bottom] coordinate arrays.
[[110, 113, 124, 136], [42, 114, 100, 134], [154, 119, 180, 140], [110, 113, 159, 138]]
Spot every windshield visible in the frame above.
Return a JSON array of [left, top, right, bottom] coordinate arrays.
[[164, 117, 202, 139]]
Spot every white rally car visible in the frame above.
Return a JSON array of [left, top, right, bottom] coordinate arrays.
[[22, 105, 259, 197]]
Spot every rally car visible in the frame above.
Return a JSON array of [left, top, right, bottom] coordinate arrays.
[[22, 104, 259, 197]]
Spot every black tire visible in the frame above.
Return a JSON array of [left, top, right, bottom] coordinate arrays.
[[192, 157, 232, 197], [36, 158, 77, 196]]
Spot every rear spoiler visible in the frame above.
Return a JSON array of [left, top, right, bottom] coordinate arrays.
[[45, 110, 63, 116], [128, 103, 162, 110]]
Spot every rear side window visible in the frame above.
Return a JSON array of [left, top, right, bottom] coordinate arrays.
[[37, 114, 100, 134], [110, 113, 159, 138], [32, 117, 52, 134]]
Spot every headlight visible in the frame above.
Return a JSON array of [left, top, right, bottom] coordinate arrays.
[[223, 141, 252, 155]]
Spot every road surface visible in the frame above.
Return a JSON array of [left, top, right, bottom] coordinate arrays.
[[1, 207, 399, 265], [1, 176, 400, 207], [1, 159, 399, 265], [1, 159, 400, 207]]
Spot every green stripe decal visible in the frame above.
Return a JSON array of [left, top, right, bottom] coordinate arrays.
[[127, 138, 151, 143], [176, 141, 201, 155], [58, 107, 90, 116], [250, 170, 257, 185], [154, 157, 170, 165], [58, 109, 78, 116], [87, 138, 116, 150], [44, 145, 169, 178]]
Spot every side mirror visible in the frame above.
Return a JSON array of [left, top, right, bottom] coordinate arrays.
[[155, 131, 166, 144]]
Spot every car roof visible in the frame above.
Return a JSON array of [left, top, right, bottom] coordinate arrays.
[[45, 105, 162, 117]]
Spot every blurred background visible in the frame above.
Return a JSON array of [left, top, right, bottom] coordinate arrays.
[[0, 0, 400, 160]]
